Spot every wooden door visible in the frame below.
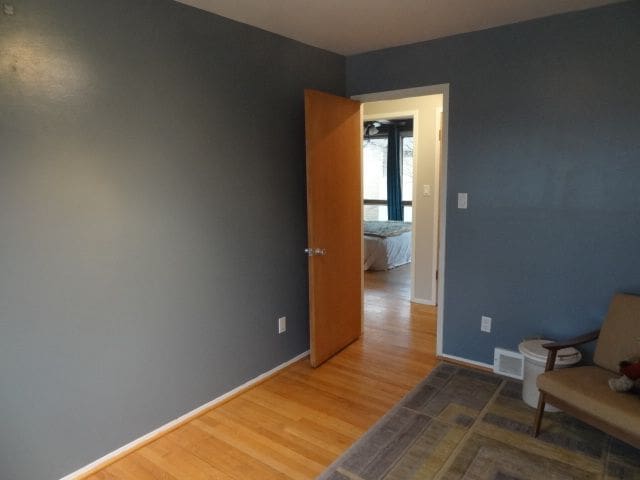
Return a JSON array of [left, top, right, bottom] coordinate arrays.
[[304, 89, 363, 368]]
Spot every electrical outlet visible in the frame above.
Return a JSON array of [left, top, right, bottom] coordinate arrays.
[[481, 315, 492, 333], [278, 316, 286, 334]]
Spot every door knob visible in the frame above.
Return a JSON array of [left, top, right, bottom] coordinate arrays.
[[304, 247, 327, 256]]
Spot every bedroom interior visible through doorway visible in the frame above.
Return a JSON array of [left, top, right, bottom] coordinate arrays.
[[359, 88, 446, 356]]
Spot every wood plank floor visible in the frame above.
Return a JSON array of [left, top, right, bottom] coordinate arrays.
[[88, 265, 437, 480]]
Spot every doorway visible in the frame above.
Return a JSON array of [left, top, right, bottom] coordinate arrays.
[[354, 85, 449, 357], [303, 85, 449, 366]]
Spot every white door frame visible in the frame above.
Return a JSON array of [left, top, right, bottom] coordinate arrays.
[[353, 84, 449, 357]]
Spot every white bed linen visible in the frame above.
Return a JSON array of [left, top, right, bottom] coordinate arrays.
[[364, 231, 411, 271]]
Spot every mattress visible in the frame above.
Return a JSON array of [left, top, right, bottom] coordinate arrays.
[[363, 220, 412, 238], [364, 230, 412, 271]]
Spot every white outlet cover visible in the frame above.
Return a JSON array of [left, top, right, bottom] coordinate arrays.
[[278, 316, 287, 334], [481, 315, 492, 333]]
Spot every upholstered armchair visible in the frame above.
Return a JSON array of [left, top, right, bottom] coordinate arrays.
[[533, 293, 640, 449]]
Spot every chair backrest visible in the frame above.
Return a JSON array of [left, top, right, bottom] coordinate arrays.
[[594, 293, 640, 373]]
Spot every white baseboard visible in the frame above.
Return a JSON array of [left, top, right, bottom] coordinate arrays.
[[59, 350, 310, 480], [411, 297, 435, 306], [439, 353, 493, 371]]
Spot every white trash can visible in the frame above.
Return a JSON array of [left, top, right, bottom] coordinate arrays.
[[518, 339, 581, 412]]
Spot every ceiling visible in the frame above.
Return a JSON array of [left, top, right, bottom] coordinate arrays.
[[176, 0, 623, 55]]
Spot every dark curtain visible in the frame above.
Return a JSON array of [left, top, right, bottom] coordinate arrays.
[[386, 125, 403, 221]]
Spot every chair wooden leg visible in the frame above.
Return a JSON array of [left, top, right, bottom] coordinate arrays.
[[533, 391, 546, 437]]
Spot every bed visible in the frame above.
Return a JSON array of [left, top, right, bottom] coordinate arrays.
[[364, 220, 412, 271]]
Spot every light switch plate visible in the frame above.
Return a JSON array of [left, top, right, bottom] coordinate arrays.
[[458, 193, 468, 209]]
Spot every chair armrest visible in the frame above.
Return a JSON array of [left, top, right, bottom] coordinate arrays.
[[543, 329, 600, 351], [541, 329, 600, 372]]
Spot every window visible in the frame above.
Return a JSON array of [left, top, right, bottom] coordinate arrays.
[[363, 137, 388, 221], [363, 125, 414, 222], [401, 135, 414, 221]]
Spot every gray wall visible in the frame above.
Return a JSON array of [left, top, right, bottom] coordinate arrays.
[[0, 1, 343, 479], [347, 2, 640, 364]]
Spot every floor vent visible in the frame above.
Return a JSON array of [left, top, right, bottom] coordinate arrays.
[[493, 348, 524, 380]]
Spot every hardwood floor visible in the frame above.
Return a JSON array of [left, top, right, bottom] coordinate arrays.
[[87, 264, 437, 480]]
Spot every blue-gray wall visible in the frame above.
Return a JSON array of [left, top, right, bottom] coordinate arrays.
[[0, 1, 343, 479], [347, 2, 640, 363]]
